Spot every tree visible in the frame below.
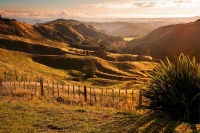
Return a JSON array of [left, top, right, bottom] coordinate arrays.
[[141, 47, 150, 56], [95, 44, 107, 59], [82, 59, 97, 78], [98, 44, 107, 55]]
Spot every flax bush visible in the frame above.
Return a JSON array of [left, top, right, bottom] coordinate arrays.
[[144, 54, 200, 123]]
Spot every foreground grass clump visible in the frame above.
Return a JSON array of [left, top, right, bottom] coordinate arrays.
[[144, 54, 200, 123]]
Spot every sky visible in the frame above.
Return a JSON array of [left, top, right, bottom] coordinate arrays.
[[0, 0, 200, 20]]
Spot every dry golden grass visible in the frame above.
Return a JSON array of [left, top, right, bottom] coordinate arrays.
[[124, 37, 134, 41], [0, 85, 199, 133], [0, 80, 144, 109], [0, 34, 69, 49], [0, 48, 68, 82], [0, 47, 157, 91]]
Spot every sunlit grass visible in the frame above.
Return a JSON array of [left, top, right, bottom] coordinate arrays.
[[0, 94, 199, 132], [0, 78, 199, 132], [0, 48, 68, 82], [124, 37, 134, 41]]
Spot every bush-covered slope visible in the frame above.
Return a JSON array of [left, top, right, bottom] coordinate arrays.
[[127, 21, 200, 60]]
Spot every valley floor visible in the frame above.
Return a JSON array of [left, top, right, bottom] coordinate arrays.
[[0, 96, 199, 133]]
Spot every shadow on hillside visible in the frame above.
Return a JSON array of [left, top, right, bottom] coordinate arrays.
[[101, 112, 199, 133]]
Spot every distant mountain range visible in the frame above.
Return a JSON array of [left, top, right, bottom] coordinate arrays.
[[1, 16, 200, 61], [86, 21, 180, 37], [126, 20, 200, 60], [0, 18, 123, 46], [12, 16, 200, 38]]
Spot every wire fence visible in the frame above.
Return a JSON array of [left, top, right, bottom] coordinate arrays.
[[0, 79, 149, 109]]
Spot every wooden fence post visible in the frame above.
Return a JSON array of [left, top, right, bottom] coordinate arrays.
[[35, 80, 37, 94], [29, 79, 32, 92], [68, 85, 70, 95], [4, 75, 6, 83], [28, 80, 30, 90], [52, 82, 54, 96], [78, 86, 80, 97], [73, 85, 75, 99], [47, 81, 50, 95], [62, 83, 64, 93], [132, 91, 134, 104], [24, 80, 26, 89], [100, 88, 103, 103], [119, 89, 120, 102], [0, 78, 2, 88], [30, 79, 33, 99], [90, 87, 92, 104], [40, 79, 44, 97], [126, 89, 128, 103], [19, 80, 21, 89], [9, 80, 11, 88], [93, 87, 97, 102], [84, 86, 87, 102], [138, 90, 142, 109], [14, 80, 16, 90], [57, 82, 59, 97], [112, 89, 114, 102]]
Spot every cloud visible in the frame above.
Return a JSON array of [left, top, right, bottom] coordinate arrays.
[[0, 9, 199, 20], [132, 0, 200, 8], [0, 10, 118, 18], [134, 1, 156, 7], [83, 0, 200, 9], [0, 10, 73, 18], [83, 2, 136, 9], [173, 0, 190, 3], [82, 4, 104, 8]]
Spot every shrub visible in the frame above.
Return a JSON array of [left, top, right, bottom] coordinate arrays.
[[82, 59, 97, 78], [143, 53, 200, 123]]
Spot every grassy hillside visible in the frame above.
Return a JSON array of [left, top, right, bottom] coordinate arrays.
[[0, 19, 77, 43], [0, 48, 68, 82], [127, 21, 200, 60], [0, 46, 157, 89], [32, 53, 156, 80], [127, 24, 183, 45]]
